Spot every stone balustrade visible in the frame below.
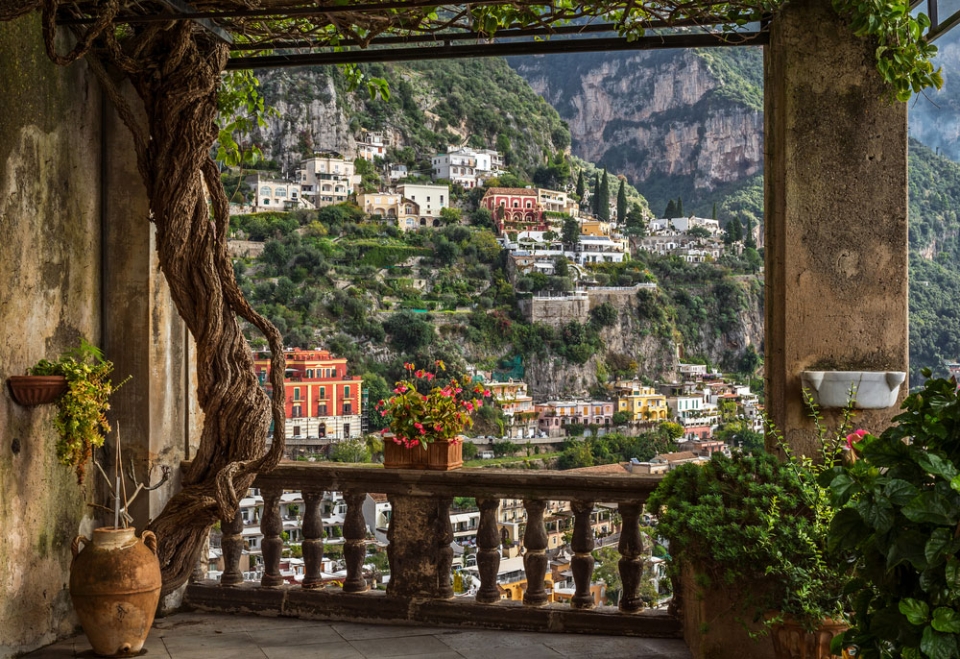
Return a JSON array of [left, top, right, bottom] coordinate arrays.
[[186, 463, 680, 638]]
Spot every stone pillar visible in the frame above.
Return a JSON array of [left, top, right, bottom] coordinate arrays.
[[100, 79, 197, 527], [764, 0, 908, 454]]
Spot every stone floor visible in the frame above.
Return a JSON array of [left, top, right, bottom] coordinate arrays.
[[25, 612, 693, 658]]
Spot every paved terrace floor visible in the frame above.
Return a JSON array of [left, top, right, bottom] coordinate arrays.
[[25, 612, 693, 659]]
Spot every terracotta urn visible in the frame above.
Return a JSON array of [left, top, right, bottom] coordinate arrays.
[[7, 375, 68, 406], [69, 527, 162, 657]]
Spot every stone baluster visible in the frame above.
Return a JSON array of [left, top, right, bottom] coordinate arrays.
[[219, 509, 244, 586], [436, 496, 454, 599], [301, 489, 325, 589], [570, 499, 596, 609], [617, 502, 649, 612], [260, 486, 284, 587], [475, 497, 502, 604], [342, 491, 369, 593], [522, 498, 549, 606]]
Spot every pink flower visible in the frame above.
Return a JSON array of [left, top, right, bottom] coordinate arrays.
[[846, 428, 868, 449], [483, 390, 491, 397], [415, 370, 424, 378], [380, 410, 387, 417], [426, 372, 435, 381], [464, 401, 474, 412]]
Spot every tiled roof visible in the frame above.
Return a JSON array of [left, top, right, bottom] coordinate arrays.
[[563, 462, 631, 475], [483, 187, 538, 195]]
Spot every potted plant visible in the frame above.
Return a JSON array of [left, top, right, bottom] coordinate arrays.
[[12, 339, 126, 482], [822, 372, 960, 659], [648, 404, 853, 659], [376, 361, 490, 470]]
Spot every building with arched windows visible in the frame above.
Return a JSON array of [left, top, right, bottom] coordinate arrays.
[[252, 349, 364, 451]]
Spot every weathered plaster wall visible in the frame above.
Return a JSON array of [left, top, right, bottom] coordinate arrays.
[[0, 13, 102, 657], [764, 0, 909, 452]]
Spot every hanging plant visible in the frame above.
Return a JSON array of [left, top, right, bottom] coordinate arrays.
[[27, 339, 128, 483]]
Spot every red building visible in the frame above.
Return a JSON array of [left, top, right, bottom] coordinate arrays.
[[253, 349, 363, 441], [479, 187, 548, 236]]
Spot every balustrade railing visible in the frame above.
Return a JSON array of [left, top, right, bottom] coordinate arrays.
[[188, 463, 677, 638]]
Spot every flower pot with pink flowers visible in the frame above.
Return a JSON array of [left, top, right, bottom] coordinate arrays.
[[376, 361, 490, 471]]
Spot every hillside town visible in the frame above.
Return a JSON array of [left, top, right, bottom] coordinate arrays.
[[217, 130, 761, 600]]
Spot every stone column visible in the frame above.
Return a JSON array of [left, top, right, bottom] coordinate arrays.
[[764, 0, 908, 454], [100, 79, 198, 527]]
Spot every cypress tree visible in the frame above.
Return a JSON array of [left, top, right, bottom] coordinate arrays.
[[664, 199, 677, 219], [712, 202, 718, 220], [598, 170, 610, 220], [725, 217, 742, 243], [744, 216, 757, 248], [617, 179, 627, 222], [676, 196, 684, 217], [575, 170, 585, 202], [592, 174, 601, 216]]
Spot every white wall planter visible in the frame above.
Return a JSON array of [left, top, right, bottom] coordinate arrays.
[[801, 371, 906, 409]]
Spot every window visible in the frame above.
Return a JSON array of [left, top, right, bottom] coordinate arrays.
[[306, 369, 313, 378], [293, 425, 301, 436], [319, 386, 326, 399], [343, 423, 351, 437], [294, 387, 301, 401], [260, 186, 272, 196], [292, 405, 302, 418], [276, 187, 287, 198], [318, 404, 327, 416], [427, 196, 431, 202], [344, 385, 351, 398], [262, 199, 270, 205], [343, 403, 352, 415], [318, 423, 326, 438]]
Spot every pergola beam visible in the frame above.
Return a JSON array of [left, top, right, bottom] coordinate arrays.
[[154, 0, 233, 43], [225, 31, 767, 69]]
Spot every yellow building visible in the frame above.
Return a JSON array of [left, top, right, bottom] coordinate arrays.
[[493, 556, 556, 602], [580, 219, 611, 237], [616, 383, 669, 421]]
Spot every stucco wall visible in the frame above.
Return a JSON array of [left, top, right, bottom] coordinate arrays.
[[0, 13, 103, 658]]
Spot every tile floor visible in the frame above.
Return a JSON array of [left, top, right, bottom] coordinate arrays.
[[24, 612, 692, 658]]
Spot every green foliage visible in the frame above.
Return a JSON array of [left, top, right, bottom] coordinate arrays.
[[383, 312, 435, 352], [824, 375, 960, 658], [28, 339, 128, 483], [589, 302, 619, 329], [616, 178, 627, 222], [217, 70, 279, 167], [649, 449, 849, 632], [558, 430, 677, 469], [598, 170, 611, 221], [330, 438, 372, 463], [561, 216, 581, 246], [831, 0, 942, 102], [492, 439, 519, 457]]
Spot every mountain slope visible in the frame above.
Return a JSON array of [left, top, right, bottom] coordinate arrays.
[[509, 48, 764, 216]]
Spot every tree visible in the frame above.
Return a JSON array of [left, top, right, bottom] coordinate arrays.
[[492, 439, 519, 457], [592, 174, 601, 216], [330, 438, 371, 463], [725, 217, 743, 244], [575, 169, 585, 201], [616, 178, 627, 222], [439, 207, 462, 226], [598, 170, 610, 221], [743, 216, 757, 248], [553, 256, 570, 278], [612, 411, 631, 426], [383, 311, 435, 352], [471, 207, 493, 229], [624, 203, 646, 236], [712, 202, 718, 220], [663, 199, 676, 219], [562, 216, 581, 246], [676, 196, 684, 217], [362, 372, 391, 432], [688, 226, 711, 239]]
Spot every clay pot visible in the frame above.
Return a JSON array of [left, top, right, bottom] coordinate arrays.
[[69, 527, 162, 657], [7, 375, 68, 406], [383, 437, 463, 470], [770, 616, 848, 659]]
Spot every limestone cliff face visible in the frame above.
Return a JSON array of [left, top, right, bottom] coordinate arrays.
[[511, 49, 764, 213]]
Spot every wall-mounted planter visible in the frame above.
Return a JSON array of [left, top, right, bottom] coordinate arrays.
[[801, 371, 906, 409], [7, 375, 68, 406]]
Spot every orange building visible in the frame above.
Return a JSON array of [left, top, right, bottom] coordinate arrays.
[[253, 349, 363, 442]]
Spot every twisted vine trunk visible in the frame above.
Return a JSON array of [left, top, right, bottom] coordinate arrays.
[[2, 3, 288, 595]]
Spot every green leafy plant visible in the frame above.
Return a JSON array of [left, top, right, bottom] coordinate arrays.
[[376, 361, 491, 449], [823, 372, 960, 658], [649, 404, 852, 633], [28, 339, 127, 483]]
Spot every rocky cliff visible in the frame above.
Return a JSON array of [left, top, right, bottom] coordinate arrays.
[[510, 48, 764, 215]]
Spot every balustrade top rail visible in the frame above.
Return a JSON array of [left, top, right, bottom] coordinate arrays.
[[244, 462, 664, 503]]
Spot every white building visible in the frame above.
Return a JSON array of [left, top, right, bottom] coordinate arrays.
[[244, 173, 306, 212], [397, 183, 449, 222], [297, 153, 361, 207], [432, 150, 478, 188], [356, 132, 387, 162]]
